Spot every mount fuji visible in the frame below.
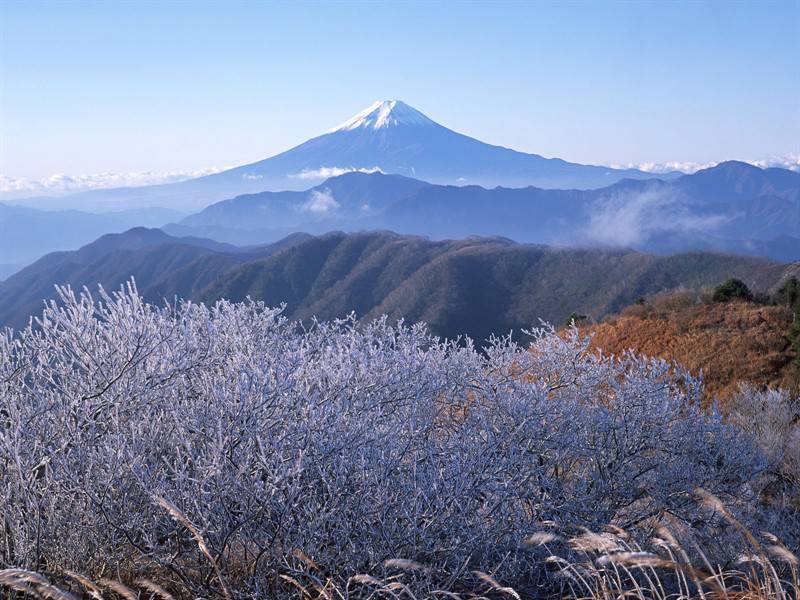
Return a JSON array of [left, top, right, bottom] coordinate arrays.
[[15, 100, 678, 211]]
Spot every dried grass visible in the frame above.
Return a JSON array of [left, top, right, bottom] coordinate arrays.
[[3, 507, 796, 600], [585, 301, 797, 405]]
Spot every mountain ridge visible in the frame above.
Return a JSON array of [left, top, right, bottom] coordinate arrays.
[[0, 228, 790, 343], [166, 160, 800, 261]]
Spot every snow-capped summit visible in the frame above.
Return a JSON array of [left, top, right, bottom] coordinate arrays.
[[329, 100, 437, 132]]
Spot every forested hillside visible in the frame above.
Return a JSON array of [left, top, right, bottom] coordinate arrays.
[[0, 229, 788, 341]]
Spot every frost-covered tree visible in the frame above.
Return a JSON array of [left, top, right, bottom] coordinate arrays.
[[0, 282, 790, 597]]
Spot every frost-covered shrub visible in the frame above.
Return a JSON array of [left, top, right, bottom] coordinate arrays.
[[0, 282, 783, 596]]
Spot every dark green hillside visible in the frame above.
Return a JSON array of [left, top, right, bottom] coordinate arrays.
[[0, 228, 788, 342], [195, 231, 786, 342], [0, 229, 308, 329]]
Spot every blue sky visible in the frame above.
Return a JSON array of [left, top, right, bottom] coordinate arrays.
[[1, 0, 798, 187]]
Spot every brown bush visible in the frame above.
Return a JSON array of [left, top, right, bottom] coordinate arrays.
[[584, 301, 798, 408], [650, 289, 698, 314]]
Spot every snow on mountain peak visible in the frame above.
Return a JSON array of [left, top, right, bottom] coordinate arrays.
[[328, 100, 436, 132]]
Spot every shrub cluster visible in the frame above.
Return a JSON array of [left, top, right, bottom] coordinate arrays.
[[0, 282, 796, 597], [622, 277, 800, 380], [712, 278, 754, 303]]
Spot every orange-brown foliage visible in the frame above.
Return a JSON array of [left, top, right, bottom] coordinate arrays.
[[582, 297, 798, 408]]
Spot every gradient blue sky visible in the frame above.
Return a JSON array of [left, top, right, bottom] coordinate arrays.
[[1, 0, 799, 182]]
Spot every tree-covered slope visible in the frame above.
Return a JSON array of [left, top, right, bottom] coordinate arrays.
[[0, 228, 787, 341]]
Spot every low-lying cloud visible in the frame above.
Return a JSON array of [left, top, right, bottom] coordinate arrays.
[[289, 166, 384, 180], [613, 154, 800, 174], [585, 189, 731, 247], [302, 189, 340, 214], [747, 154, 800, 171], [0, 167, 228, 198]]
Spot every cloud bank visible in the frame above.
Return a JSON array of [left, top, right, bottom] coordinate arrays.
[[0, 167, 229, 198], [585, 189, 730, 247], [612, 154, 800, 174], [289, 166, 384, 180]]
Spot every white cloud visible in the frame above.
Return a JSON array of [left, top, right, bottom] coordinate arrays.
[[747, 154, 800, 171], [302, 189, 340, 214], [0, 167, 229, 197], [586, 189, 731, 247], [611, 154, 800, 174], [242, 173, 263, 180], [289, 166, 383, 180], [613, 161, 717, 174]]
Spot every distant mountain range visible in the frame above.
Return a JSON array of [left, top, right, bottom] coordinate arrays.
[[3, 159, 797, 284], [1, 228, 791, 341], [3, 101, 796, 278], [165, 160, 800, 262], [7, 100, 676, 212], [0, 204, 183, 279]]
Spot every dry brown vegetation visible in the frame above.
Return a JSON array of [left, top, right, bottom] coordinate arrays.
[[3, 496, 799, 600], [581, 293, 798, 407]]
